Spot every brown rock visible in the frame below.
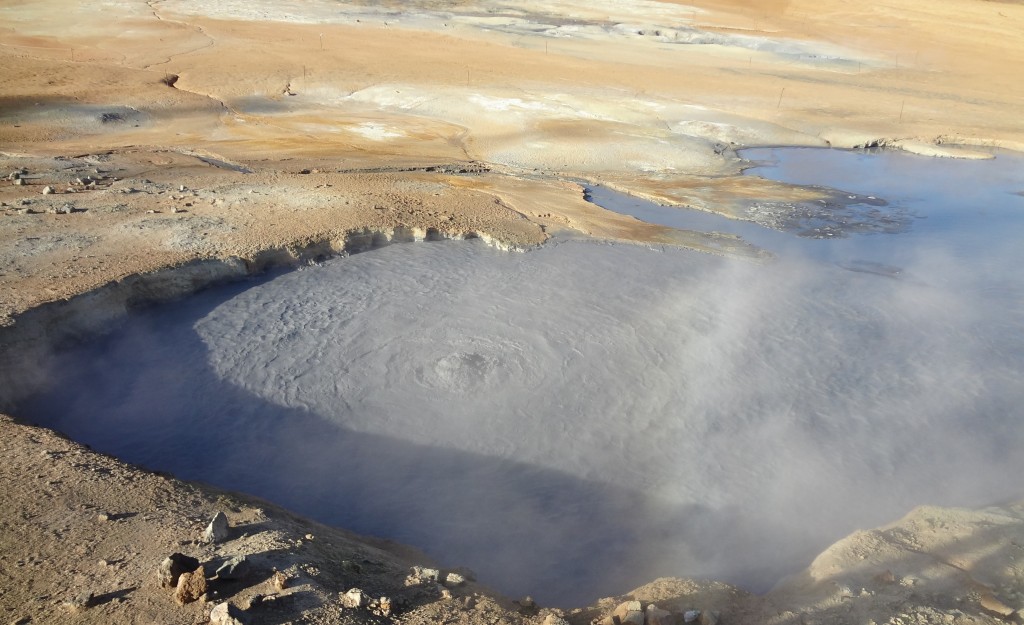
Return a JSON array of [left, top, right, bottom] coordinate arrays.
[[157, 553, 200, 588], [174, 565, 207, 605]]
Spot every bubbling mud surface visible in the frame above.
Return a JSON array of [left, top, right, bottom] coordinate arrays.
[[16, 151, 1024, 606]]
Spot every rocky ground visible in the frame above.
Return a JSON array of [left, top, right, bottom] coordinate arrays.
[[2, 0, 1024, 623]]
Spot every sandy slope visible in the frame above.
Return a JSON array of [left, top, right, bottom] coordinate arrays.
[[1, 0, 1023, 622]]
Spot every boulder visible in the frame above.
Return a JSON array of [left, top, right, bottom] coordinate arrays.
[[614, 600, 645, 625], [210, 602, 250, 625], [215, 556, 252, 581], [174, 565, 207, 605], [405, 566, 440, 586], [341, 588, 365, 609], [63, 591, 94, 613], [646, 604, 674, 625], [202, 511, 230, 543], [157, 553, 201, 588], [699, 611, 720, 625]]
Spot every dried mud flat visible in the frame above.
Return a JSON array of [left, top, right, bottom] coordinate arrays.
[[2, 0, 1024, 623]]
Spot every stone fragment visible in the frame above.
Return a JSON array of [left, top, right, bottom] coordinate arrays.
[[63, 591, 94, 613], [41, 186, 54, 195], [543, 614, 570, 625], [157, 553, 200, 588], [210, 602, 250, 625], [517, 596, 539, 616], [377, 596, 393, 617], [646, 604, 674, 625], [215, 556, 252, 581], [175, 565, 207, 605], [444, 572, 466, 587], [341, 588, 365, 609], [612, 600, 644, 625], [271, 570, 288, 590], [203, 511, 230, 543], [405, 566, 440, 586], [96, 512, 110, 522], [13, 178, 25, 186], [683, 610, 700, 623], [699, 610, 720, 625]]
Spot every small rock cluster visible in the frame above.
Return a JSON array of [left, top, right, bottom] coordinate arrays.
[[154, 513, 258, 624], [594, 600, 720, 625]]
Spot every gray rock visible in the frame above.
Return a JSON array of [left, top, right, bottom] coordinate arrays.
[[443, 572, 466, 587], [13, 178, 25, 186], [41, 186, 54, 195], [215, 556, 252, 580], [612, 600, 644, 625], [543, 615, 570, 625], [517, 596, 539, 616], [405, 566, 440, 586], [684, 610, 701, 623], [210, 602, 250, 625], [646, 604, 674, 625], [202, 511, 230, 543], [699, 610, 720, 625], [341, 588, 365, 609], [157, 553, 201, 588], [63, 591, 94, 613]]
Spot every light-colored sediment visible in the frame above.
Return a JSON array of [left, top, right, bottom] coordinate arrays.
[[2, 0, 1023, 622]]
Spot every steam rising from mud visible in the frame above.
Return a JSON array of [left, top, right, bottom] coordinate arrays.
[[16, 150, 1024, 606]]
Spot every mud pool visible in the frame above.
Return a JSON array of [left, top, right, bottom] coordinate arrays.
[[14, 149, 1024, 606]]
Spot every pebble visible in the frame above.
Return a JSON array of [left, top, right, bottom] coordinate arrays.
[[42, 186, 54, 195], [13, 178, 25, 186]]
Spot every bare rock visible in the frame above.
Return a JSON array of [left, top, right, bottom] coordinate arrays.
[[341, 588, 365, 609], [405, 566, 440, 586], [613, 600, 644, 625], [646, 604, 674, 625], [979, 592, 1015, 617], [13, 178, 25, 186], [215, 556, 252, 581], [157, 553, 201, 588], [517, 596, 538, 616], [202, 511, 230, 543], [41, 186, 54, 195], [683, 610, 700, 623], [543, 615, 570, 625], [63, 591, 94, 613], [175, 565, 208, 605], [699, 610, 720, 625], [210, 602, 250, 625], [271, 570, 288, 591], [444, 572, 466, 587]]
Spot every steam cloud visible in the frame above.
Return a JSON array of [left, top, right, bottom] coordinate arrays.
[[16, 150, 1024, 606]]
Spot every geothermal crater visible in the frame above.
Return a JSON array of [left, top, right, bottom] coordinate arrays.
[[11, 149, 1024, 607]]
